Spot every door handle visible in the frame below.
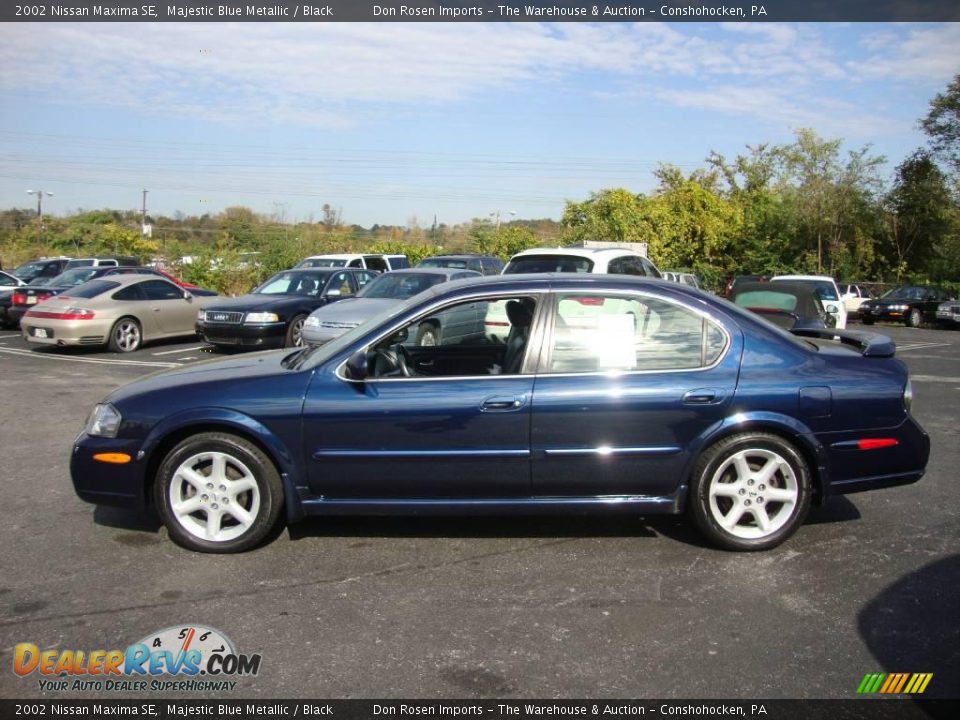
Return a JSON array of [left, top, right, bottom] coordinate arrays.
[[481, 395, 525, 411], [683, 388, 724, 405]]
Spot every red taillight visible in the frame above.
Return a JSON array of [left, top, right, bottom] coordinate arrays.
[[857, 438, 899, 450], [24, 309, 95, 321], [11, 292, 26, 305], [36, 293, 52, 302]]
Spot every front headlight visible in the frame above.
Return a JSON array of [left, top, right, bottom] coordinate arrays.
[[197, 310, 206, 321], [244, 312, 280, 323], [85, 403, 121, 438], [825, 304, 838, 314], [904, 378, 913, 414], [304, 316, 320, 327]]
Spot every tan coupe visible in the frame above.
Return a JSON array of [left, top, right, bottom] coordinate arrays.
[[22, 274, 217, 353]]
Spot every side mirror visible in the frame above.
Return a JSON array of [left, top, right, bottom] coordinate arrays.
[[183, 290, 193, 301], [326, 289, 341, 297], [389, 327, 409, 344], [344, 350, 369, 381]]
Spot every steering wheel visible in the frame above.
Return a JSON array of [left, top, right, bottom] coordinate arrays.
[[373, 343, 412, 377]]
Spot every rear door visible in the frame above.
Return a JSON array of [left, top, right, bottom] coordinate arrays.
[[530, 290, 740, 498]]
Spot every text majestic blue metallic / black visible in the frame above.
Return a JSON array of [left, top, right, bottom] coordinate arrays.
[[71, 274, 929, 553]]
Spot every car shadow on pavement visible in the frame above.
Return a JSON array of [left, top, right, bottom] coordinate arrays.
[[288, 514, 659, 541], [93, 505, 162, 533], [858, 554, 960, 706]]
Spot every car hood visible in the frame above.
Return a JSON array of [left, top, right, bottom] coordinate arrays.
[[204, 294, 298, 312], [309, 297, 394, 324], [108, 349, 303, 405]]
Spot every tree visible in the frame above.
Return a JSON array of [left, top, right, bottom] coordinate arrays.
[[560, 188, 653, 245], [922, 74, 960, 175], [883, 150, 954, 280]]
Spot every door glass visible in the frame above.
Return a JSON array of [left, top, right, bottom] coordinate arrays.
[[546, 293, 725, 373]]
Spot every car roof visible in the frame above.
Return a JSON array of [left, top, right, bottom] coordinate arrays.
[[510, 247, 644, 259], [381, 267, 480, 276], [73, 273, 172, 287], [420, 272, 697, 302]]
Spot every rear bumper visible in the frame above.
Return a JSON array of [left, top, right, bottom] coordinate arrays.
[[822, 415, 930, 496]]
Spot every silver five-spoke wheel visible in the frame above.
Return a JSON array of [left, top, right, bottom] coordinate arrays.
[[690, 432, 812, 551], [156, 433, 284, 553], [168, 451, 261, 543]]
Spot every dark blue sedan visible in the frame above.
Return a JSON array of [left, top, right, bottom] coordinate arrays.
[[71, 274, 929, 553]]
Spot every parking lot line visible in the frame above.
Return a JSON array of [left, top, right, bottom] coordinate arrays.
[[0, 346, 181, 368], [152, 346, 204, 356]]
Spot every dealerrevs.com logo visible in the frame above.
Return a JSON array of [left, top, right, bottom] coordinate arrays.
[[13, 625, 261, 693]]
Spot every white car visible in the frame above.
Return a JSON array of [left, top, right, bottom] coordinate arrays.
[[839, 283, 872, 317], [296, 253, 408, 273], [485, 247, 662, 340], [771, 275, 847, 329]]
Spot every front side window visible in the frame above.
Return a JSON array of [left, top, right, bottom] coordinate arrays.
[[544, 293, 726, 374], [363, 294, 540, 378], [256, 272, 327, 295]]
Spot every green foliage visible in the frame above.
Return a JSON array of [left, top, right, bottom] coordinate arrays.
[[922, 74, 960, 175]]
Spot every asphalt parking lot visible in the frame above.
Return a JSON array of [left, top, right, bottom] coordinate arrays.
[[0, 323, 957, 701]]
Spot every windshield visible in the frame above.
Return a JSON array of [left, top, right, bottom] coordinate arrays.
[[505, 255, 594, 274], [12, 262, 47, 282], [357, 272, 448, 299], [49, 268, 101, 287], [255, 271, 328, 295], [881, 286, 925, 301], [68, 280, 121, 299]]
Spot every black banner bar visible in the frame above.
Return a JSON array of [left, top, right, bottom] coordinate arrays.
[[3, 1, 960, 23], [2, 700, 958, 719]]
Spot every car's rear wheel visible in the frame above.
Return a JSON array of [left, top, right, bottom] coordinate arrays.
[[285, 314, 307, 347], [906, 308, 923, 328], [108, 317, 142, 353], [155, 433, 284, 553], [689, 432, 812, 551]]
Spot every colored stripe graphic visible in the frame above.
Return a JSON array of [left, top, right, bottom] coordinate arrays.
[[857, 672, 932, 694]]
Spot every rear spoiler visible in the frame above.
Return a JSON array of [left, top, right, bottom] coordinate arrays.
[[791, 328, 896, 358]]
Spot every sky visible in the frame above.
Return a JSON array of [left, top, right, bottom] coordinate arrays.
[[0, 21, 958, 227]]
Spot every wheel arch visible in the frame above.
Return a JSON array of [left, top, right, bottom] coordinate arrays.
[[140, 409, 305, 524], [682, 412, 829, 505]]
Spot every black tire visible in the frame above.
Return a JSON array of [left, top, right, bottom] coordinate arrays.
[[689, 432, 812, 551], [861, 318, 874, 325], [906, 308, 922, 328], [416, 322, 440, 346], [154, 432, 284, 553], [108, 317, 142, 353], [285, 314, 307, 347]]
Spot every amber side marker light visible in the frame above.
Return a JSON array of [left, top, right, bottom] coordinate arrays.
[[93, 453, 132, 464]]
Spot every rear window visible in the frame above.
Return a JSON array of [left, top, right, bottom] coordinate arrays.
[[505, 255, 594, 274], [735, 291, 798, 313], [70, 280, 121, 298], [419, 258, 468, 270]]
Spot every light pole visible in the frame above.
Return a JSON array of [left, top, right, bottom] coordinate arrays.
[[26, 190, 54, 245], [490, 210, 517, 230]]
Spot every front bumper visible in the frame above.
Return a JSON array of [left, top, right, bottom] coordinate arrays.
[[196, 321, 288, 348], [70, 433, 148, 508], [860, 306, 909, 322]]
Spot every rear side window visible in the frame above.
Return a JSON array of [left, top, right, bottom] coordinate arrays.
[[140, 280, 183, 301], [71, 280, 122, 299], [544, 293, 727, 373], [505, 255, 594, 274], [111, 284, 145, 301], [364, 257, 388, 272]]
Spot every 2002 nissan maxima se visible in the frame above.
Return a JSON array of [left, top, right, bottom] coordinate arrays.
[[71, 274, 929, 553]]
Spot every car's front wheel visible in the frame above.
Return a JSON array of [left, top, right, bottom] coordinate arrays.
[[155, 433, 284, 553], [689, 432, 812, 551]]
